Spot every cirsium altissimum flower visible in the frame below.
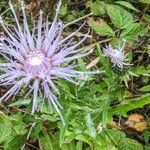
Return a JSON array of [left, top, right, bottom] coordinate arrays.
[[0, 1, 97, 122], [103, 41, 128, 69]]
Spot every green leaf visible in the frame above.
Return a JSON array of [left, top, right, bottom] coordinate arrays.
[[139, 85, 150, 92], [132, 66, 150, 76], [75, 134, 93, 149], [108, 129, 126, 144], [32, 122, 43, 137], [88, 18, 115, 36], [9, 99, 31, 107], [106, 4, 133, 29], [121, 23, 147, 38], [41, 114, 58, 122], [4, 135, 26, 150], [61, 141, 76, 150], [91, 1, 106, 15], [96, 44, 113, 78], [139, 0, 150, 4], [59, 109, 72, 146], [115, 1, 139, 12], [119, 138, 143, 150], [57, 80, 70, 93], [143, 131, 150, 143], [85, 113, 97, 139], [110, 94, 150, 116], [144, 146, 150, 150], [39, 130, 59, 150], [143, 14, 150, 23], [76, 141, 83, 150], [60, 4, 67, 17], [0, 121, 12, 143]]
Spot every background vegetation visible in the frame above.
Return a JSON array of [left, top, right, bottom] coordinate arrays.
[[0, 0, 150, 149]]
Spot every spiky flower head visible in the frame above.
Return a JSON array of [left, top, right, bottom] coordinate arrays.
[[103, 41, 128, 69], [0, 1, 96, 121]]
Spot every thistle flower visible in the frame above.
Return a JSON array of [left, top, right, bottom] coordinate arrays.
[[103, 42, 128, 69], [0, 1, 97, 121]]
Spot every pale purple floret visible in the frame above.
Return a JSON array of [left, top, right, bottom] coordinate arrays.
[[0, 1, 96, 122], [103, 42, 128, 69]]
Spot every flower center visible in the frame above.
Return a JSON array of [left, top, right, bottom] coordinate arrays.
[[112, 50, 124, 59], [28, 56, 43, 66], [26, 51, 45, 66], [24, 51, 51, 77]]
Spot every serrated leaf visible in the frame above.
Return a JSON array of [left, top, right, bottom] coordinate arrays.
[[121, 23, 147, 38], [87, 18, 115, 36], [110, 94, 150, 116], [106, 4, 133, 29], [91, 1, 106, 16], [115, 1, 139, 12]]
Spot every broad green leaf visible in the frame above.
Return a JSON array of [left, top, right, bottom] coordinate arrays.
[[88, 18, 115, 36], [110, 94, 150, 116], [91, 1, 106, 15], [115, 1, 139, 12], [139, 0, 150, 4], [85, 113, 97, 139], [139, 84, 150, 92], [121, 23, 147, 38], [106, 4, 133, 29]]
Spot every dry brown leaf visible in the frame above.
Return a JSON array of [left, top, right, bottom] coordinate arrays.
[[125, 113, 148, 132], [26, 0, 41, 12], [86, 57, 99, 69]]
